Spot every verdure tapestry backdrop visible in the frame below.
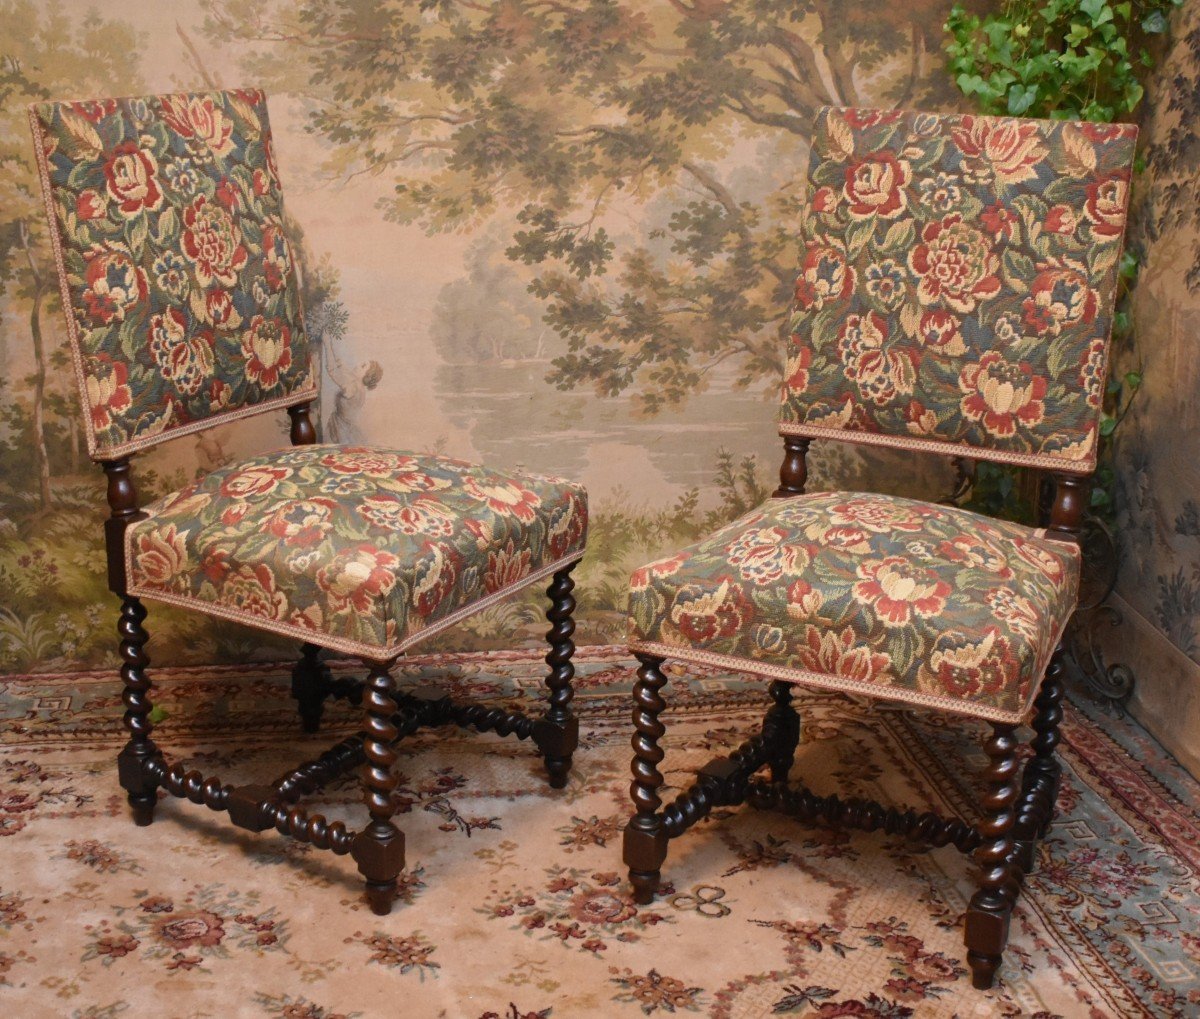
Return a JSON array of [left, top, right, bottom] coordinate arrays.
[[0, 0, 966, 671]]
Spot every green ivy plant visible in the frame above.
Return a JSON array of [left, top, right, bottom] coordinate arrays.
[[944, 0, 1178, 525]]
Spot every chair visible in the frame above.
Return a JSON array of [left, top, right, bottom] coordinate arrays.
[[29, 90, 588, 915], [621, 106, 1136, 988]]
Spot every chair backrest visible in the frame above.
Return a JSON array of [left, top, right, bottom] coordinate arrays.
[[780, 106, 1137, 474], [30, 89, 316, 460]]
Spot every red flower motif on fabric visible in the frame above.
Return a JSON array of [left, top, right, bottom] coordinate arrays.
[[321, 449, 412, 478], [853, 557, 951, 626], [85, 355, 133, 432], [916, 310, 966, 355], [262, 221, 292, 291], [909, 213, 1001, 313], [317, 544, 400, 613], [149, 307, 213, 397], [669, 579, 753, 643], [1084, 172, 1131, 239], [827, 497, 929, 534], [219, 464, 292, 499], [76, 188, 107, 220], [160, 94, 234, 157], [264, 498, 336, 547], [547, 492, 588, 559], [630, 553, 689, 592], [903, 399, 938, 436], [133, 525, 189, 587], [462, 476, 542, 524], [81, 245, 147, 325], [843, 151, 909, 219], [783, 344, 812, 394], [959, 352, 1047, 438], [221, 563, 289, 621], [921, 628, 1014, 698], [485, 540, 533, 593], [794, 241, 854, 311], [182, 194, 247, 288], [241, 315, 294, 389], [1022, 264, 1098, 337], [200, 289, 241, 330], [411, 545, 460, 617], [103, 141, 163, 216], [952, 116, 1047, 184], [840, 108, 904, 130], [1012, 538, 1073, 584], [1044, 204, 1077, 235], [938, 533, 1014, 578], [785, 578, 824, 618], [794, 625, 891, 681], [70, 99, 118, 122], [980, 201, 1017, 240], [726, 525, 809, 583]]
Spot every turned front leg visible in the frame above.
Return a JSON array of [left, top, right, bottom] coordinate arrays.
[[1013, 646, 1065, 874], [623, 653, 670, 904], [965, 723, 1020, 990], [115, 597, 161, 826], [350, 658, 405, 916], [535, 563, 580, 789]]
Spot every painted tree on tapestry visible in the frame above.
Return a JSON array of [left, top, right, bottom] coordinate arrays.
[[0, 2, 146, 512], [202, 0, 966, 412]]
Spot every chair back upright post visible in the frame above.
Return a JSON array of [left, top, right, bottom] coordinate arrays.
[[101, 457, 144, 597], [288, 402, 318, 446], [1045, 472, 1088, 545], [774, 436, 811, 497]]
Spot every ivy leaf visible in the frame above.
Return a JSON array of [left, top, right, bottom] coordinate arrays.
[[1007, 83, 1039, 115], [1100, 415, 1117, 436], [1123, 370, 1142, 388], [1141, 9, 1169, 32]]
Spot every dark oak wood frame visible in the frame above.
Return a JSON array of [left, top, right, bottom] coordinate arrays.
[[623, 435, 1081, 990], [103, 402, 579, 915]]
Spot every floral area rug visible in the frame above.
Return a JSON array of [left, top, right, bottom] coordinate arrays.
[[2, 646, 1199, 1018]]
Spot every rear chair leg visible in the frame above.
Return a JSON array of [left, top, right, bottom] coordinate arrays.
[[1013, 648, 1065, 874], [291, 642, 331, 734], [965, 722, 1020, 990], [350, 658, 405, 916], [762, 680, 800, 783], [535, 563, 579, 789], [114, 597, 160, 826], [624, 653, 670, 905]]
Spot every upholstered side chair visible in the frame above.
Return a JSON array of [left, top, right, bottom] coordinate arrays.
[[30, 90, 588, 915], [621, 106, 1136, 988]]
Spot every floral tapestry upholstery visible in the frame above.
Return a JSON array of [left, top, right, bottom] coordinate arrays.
[[627, 492, 1079, 722], [124, 445, 588, 658], [780, 107, 1137, 473], [30, 90, 316, 459]]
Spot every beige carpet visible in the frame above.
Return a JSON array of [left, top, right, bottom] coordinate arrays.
[[2, 646, 1199, 1018]]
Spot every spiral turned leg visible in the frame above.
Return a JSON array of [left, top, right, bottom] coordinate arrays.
[[535, 564, 579, 789], [114, 598, 160, 827], [1014, 647, 1065, 875], [965, 722, 1020, 990], [762, 680, 800, 784], [350, 658, 405, 916], [291, 642, 331, 734], [623, 653, 670, 905]]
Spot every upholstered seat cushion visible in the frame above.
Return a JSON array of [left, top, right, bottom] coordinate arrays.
[[125, 445, 588, 657], [627, 492, 1079, 723]]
